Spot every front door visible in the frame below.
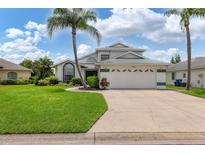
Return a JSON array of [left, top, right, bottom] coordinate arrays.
[[85, 70, 98, 81]]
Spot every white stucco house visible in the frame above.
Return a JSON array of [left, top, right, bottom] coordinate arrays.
[[53, 43, 169, 89], [166, 57, 205, 88]]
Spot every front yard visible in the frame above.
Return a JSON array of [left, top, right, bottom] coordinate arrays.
[[0, 85, 107, 134], [167, 85, 205, 99]]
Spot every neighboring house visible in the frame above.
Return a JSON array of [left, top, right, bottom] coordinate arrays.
[[0, 58, 31, 80], [166, 57, 205, 88], [53, 43, 169, 89]]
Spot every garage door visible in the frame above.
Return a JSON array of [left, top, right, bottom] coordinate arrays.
[[108, 68, 156, 89]]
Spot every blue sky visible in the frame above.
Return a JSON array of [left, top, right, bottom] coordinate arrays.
[[0, 8, 205, 63]]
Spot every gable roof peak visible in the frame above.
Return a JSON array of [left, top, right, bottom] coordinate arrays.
[[108, 43, 130, 48]]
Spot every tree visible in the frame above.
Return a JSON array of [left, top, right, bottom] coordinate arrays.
[[20, 59, 34, 76], [170, 56, 175, 64], [175, 53, 181, 63], [165, 8, 205, 91], [19, 57, 54, 79], [33, 57, 54, 79], [47, 8, 101, 88]]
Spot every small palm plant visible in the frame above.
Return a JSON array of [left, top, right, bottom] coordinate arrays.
[[47, 8, 101, 88], [165, 8, 205, 90]]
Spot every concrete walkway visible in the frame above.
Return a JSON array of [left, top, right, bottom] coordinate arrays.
[[89, 90, 205, 132]]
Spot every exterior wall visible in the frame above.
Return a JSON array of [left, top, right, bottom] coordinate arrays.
[[0, 70, 31, 79], [166, 68, 205, 88], [97, 50, 143, 62]]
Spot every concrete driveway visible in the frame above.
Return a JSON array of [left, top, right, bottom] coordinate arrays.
[[89, 90, 205, 132]]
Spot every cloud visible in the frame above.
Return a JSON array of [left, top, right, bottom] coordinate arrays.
[[5, 28, 25, 39], [95, 8, 205, 43], [77, 44, 92, 57], [0, 21, 66, 64], [145, 47, 184, 62]]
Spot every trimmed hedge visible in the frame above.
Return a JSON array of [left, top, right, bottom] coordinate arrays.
[[0, 79, 17, 85], [17, 78, 32, 85], [70, 77, 82, 86], [0, 78, 32, 85], [87, 76, 99, 88], [45, 76, 58, 85], [37, 79, 49, 86]]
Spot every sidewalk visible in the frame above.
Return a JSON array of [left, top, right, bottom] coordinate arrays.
[[1, 132, 205, 145]]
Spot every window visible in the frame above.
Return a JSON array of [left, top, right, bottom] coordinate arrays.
[[101, 54, 109, 61], [183, 73, 186, 78], [171, 72, 175, 80], [63, 63, 75, 82], [7, 72, 17, 79]]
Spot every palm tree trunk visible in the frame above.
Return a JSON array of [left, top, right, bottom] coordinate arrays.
[[185, 21, 191, 91], [72, 28, 87, 88]]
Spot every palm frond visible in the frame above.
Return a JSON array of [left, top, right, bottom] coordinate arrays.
[[164, 9, 180, 17], [80, 24, 101, 45], [191, 8, 205, 18], [47, 16, 70, 39]]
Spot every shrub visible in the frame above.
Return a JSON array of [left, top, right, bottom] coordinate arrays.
[[100, 77, 110, 89], [0, 79, 17, 85], [31, 76, 39, 85], [37, 79, 49, 86], [17, 78, 32, 85], [45, 76, 58, 85], [70, 77, 82, 86], [87, 76, 99, 88]]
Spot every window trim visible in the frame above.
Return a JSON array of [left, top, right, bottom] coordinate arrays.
[[7, 72, 17, 79], [171, 72, 175, 80], [63, 62, 75, 82], [100, 54, 110, 61]]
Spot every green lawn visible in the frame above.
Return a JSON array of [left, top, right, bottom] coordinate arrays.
[[167, 85, 205, 99], [0, 85, 107, 134]]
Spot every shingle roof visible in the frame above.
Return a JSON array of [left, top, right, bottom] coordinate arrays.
[[0, 58, 31, 71], [167, 57, 205, 71], [96, 42, 145, 52], [97, 58, 169, 65]]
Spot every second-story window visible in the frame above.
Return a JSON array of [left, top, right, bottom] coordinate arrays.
[[101, 54, 110, 61]]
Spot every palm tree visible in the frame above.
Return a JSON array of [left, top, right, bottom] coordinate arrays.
[[165, 8, 205, 91], [47, 8, 101, 88]]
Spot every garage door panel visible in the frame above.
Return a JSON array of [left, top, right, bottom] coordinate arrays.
[[108, 69, 156, 89]]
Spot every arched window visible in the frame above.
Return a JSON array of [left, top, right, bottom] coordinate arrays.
[[63, 63, 75, 82], [7, 72, 17, 79]]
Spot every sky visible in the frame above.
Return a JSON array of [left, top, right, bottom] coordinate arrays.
[[0, 8, 205, 64]]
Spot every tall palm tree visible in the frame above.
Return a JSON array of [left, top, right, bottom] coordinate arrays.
[[47, 8, 101, 88], [165, 8, 205, 91]]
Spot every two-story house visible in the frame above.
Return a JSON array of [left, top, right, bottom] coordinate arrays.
[[52, 43, 169, 89]]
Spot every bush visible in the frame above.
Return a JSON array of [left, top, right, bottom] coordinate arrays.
[[31, 76, 39, 85], [17, 78, 32, 85], [0, 79, 17, 85], [37, 79, 49, 86], [87, 76, 99, 88], [100, 77, 110, 89], [45, 76, 58, 85], [70, 77, 82, 86]]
